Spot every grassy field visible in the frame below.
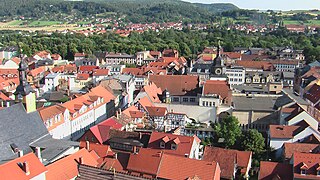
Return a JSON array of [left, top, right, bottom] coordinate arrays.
[[27, 21, 62, 26], [305, 20, 320, 25], [283, 20, 303, 25], [0, 20, 86, 31]]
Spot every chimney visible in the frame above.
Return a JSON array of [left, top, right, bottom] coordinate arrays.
[[18, 150, 24, 157], [35, 147, 42, 162], [79, 156, 83, 164], [22, 161, 30, 175], [86, 141, 90, 150]]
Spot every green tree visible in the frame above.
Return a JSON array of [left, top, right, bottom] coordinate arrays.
[[213, 115, 242, 148], [241, 129, 265, 155]]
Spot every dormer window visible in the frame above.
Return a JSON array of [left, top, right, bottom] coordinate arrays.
[[317, 170, 320, 176], [301, 169, 306, 175], [160, 141, 165, 148], [171, 144, 177, 150]]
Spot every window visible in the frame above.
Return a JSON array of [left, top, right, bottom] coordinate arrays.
[[190, 98, 196, 102], [301, 169, 306, 175], [171, 144, 177, 150], [160, 141, 165, 148], [317, 171, 320, 176], [183, 98, 188, 102], [209, 102, 212, 106], [173, 97, 179, 102]]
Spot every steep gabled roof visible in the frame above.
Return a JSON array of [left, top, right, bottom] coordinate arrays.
[[305, 83, 320, 104], [203, 80, 231, 101], [0, 153, 47, 180], [46, 149, 98, 180], [283, 143, 319, 160], [0, 103, 49, 162], [259, 161, 293, 180], [293, 152, 320, 179], [148, 132, 200, 157], [149, 75, 199, 96]]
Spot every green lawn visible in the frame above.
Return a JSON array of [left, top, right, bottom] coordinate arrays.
[[7, 20, 23, 26], [305, 20, 320, 25], [283, 20, 302, 25], [27, 21, 61, 26]]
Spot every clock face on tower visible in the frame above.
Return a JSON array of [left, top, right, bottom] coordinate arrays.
[[215, 68, 222, 75]]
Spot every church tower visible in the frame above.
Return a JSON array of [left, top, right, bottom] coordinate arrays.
[[14, 58, 36, 113], [211, 41, 225, 76]]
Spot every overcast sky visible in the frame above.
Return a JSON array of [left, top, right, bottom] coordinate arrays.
[[182, 0, 320, 11]]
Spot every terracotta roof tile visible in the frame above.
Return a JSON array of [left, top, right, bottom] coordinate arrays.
[[0, 153, 47, 180], [259, 161, 293, 180], [146, 106, 167, 117], [203, 147, 252, 179], [76, 73, 90, 80], [93, 69, 110, 76], [235, 60, 274, 71], [149, 75, 199, 96], [203, 80, 231, 101], [269, 125, 301, 139], [142, 82, 162, 103], [283, 143, 319, 160], [75, 53, 86, 57], [293, 152, 320, 179], [305, 83, 320, 104], [46, 149, 98, 180], [148, 132, 199, 157]]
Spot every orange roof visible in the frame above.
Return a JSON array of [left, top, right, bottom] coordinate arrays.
[[235, 60, 274, 71], [127, 148, 220, 179], [142, 82, 162, 103], [283, 143, 319, 160], [137, 96, 154, 110], [269, 125, 301, 139], [93, 69, 109, 76], [0, 153, 47, 180], [62, 85, 115, 120], [223, 52, 241, 59], [0, 91, 11, 101], [28, 67, 45, 77], [148, 132, 200, 157], [76, 73, 90, 80], [146, 106, 167, 117], [122, 68, 144, 76], [203, 147, 252, 179], [46, 149, 98, 180], [158, 153, 219, 180], [293, 152, 320, 179], [74, 52, 86, 57], [51, 54, 62, 60], [149, 75, 199, 96], [11, 57, 21, 65], [122, 105, 144, 118], [203, 80, 231, 101], [79, 142, 113, 161], [38, 105, 66, 131], [34, 50, 50, 58]]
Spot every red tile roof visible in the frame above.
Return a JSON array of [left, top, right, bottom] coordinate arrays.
[[76, 73, 90, 80], [46, 149, 98, 180], [142, 82, 162, 103], [38, 104, 66, 131], [293, 152, 320, 179], [33, 50, 50, 58], [0, 91, 11, 101], [259, 161, 293, 180], [51, 54, 61, 60], [127, 148, 220, 180], [269, 125, 301, 139], [74, 52, 86, 57], [127, 148, 162, 175], [79, 142, 113, 162], [93, 69, 109, 76], [158, 153, 220, 180], [79, 65, 99, 73], [28, 67, 45, 77], [137, 96, 154, 110], [203, 80, 231, 101], [203, 147, 252, 179], [283, 143, 319, 160], [146, 106, 167, 117], [122, 68, 144, 76], [148, 132, 200, 157], [122, 105, 143, 118], [223, 52, 242, 59], [0, 153, 47, 180], [305, 83, 320, 104], [149, 75, 199, 96], [235, 60, 274, 71]]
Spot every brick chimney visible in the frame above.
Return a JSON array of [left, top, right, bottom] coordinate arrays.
[[22, 161, 30, 175], [79, 156, 83, 164], [86, 141, 90, 150]]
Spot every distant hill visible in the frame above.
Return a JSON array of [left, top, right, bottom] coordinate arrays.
[[194, 3, 239, 13], [0, 0, 239, 23]]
